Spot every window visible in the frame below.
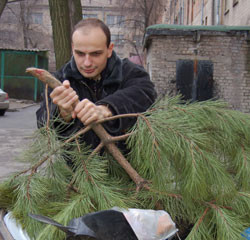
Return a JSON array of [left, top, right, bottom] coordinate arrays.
[[117, 15, 125, 26], [133, 35, 142, 46], [233, 0, 239, 7], [224, 0, 228, 10], [174, 16, 178, 24], [1, 12, 17, 24], [224, 0, 229, 14], [29, 13, 43, 24], [83, 14, 98, 19], [106, 15, 125, 26], [111, 34, 124, 45], [0, 31, 18, 41], [107, 15, 115, 25]]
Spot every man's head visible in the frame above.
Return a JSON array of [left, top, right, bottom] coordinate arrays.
[[71, 18, 114, 79]]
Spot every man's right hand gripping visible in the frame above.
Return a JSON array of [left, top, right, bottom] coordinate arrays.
[[50, 80, 79, 122]]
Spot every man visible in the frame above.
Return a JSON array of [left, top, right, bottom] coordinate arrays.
[[37, 18, 156, 150]]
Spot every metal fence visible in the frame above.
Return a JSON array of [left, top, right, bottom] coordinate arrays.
[[0, 49, 48, 101]]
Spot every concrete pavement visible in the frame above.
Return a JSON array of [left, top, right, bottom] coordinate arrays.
[[8, 98, 38, 111], [0, 101, 39, 181]]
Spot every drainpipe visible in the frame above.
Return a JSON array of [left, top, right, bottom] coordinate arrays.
[[187, 0, 190, 24], [216, 0, 220, 25], [170, 1, 172, 24], [212, 0, 215, 25], [201, 0, 204, 25], [191, 0, 194, 25], [173, 0, 176, 24], [182, 0, 184, 25]]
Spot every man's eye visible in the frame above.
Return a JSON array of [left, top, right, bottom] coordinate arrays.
[[92, 52, 101, 56], [77, 52, 84, 56]]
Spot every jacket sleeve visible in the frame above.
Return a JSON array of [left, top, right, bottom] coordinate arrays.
[[97, 61, 157, 134]]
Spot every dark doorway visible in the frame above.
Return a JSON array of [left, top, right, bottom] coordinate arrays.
[[176, 59, 213, 102]]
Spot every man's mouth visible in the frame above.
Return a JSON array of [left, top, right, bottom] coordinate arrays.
[[84, 69, 95, 74]]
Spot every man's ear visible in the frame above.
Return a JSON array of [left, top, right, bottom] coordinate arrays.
[[107, 43, 114, 58]]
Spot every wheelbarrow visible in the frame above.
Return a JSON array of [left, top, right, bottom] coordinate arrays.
[[0, 208, 178, 240], [0, 210, 13, 240]]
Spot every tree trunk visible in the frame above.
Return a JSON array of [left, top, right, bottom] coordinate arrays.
[[49, 0, 72, 70], [0, 0, 7, 18], [20, 1, 29, 48], [68, 0, 82, 32]]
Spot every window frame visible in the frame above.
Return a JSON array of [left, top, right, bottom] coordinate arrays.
[[82, 14, 98, 19], [29, 12, 43, 25], [224, 0, 229, 14]]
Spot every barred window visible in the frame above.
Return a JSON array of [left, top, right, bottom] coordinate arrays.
[[106, 15, 125, 27], [107, 15, 116, 25]]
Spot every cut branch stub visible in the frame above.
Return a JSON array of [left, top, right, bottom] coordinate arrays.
[[26, 67, 148, 189], [26, 68, 62, 89]]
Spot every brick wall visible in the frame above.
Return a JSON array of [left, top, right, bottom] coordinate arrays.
[[145, 27, 250, 113]]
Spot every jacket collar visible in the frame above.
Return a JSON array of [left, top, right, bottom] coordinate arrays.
[[62, 51, 123, 86]]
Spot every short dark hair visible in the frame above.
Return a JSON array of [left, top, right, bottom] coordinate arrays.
[[72, 18, 111, 47]]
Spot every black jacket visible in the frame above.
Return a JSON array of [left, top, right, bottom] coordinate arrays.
[[36, 51, 156, 149]]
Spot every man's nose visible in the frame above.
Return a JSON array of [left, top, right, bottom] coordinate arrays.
[[83, 55, 92, 67]]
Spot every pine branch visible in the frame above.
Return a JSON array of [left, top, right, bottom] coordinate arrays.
[[45, 84, 50, 132], [1, 84, 250, 239], [109, 132, 133, 142]]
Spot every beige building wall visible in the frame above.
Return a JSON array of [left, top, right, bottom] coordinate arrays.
[[222, 0, 250, 25], [81, 0, 143, 59], [195, 0, 250, 26], [166, 0, 250, 26], [168, 0, 183, 24], [191, 0, 215, 25], [0, 0, 144, 71], [0, 4, 23, 48], [0, 0, 54, 70]]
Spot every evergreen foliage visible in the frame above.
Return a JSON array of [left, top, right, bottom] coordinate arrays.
[[0, 96, 249, 239]]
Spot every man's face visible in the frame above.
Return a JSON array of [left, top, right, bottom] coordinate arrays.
[[72, 27, 113, 79]]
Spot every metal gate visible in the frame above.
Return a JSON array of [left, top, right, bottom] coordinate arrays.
[[0, 49, 48, 101]]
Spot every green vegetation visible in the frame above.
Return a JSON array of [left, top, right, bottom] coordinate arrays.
[[0, 96, 249, 239]]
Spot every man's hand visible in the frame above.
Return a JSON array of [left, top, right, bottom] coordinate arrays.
[[50, 80, 78, 121], [73, 99, 112, 126]]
